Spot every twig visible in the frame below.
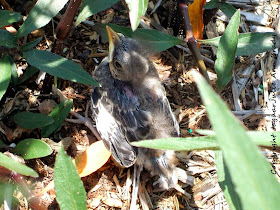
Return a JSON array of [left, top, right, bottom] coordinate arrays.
[[178, 3, 210, 84]]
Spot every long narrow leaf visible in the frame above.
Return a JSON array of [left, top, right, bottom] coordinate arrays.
[[0, 29, 17, 48], [75, 0, 119, 26], [125, 0, 148, 31], [41, 99, 73, 137], [193, 70, 280, 209], [0, 54, 12, 101], [0, 152, 38, 177], [23, 50, 99, 87], [16, 0, 69, 38], [11, 112, 54, 129], [94, 23, 182, 52], [0, 10, 22, 28], [198, 32, 279, 56], [54, 147, 87, 210], [215, 10, 240, 91]]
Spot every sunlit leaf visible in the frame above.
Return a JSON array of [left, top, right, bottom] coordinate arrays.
[[54, 147, 87, 210], [11, 112, 54, 129], [0, 152, 38, 177], [75, 0, 119, 26], [16, 0, 69, 38], [23, 50, 99, 87], [215, 10, 240, 91], [20, 37, 43, 51], [94, 23, 182, 52], [0, 10, 22, 28], [193, 70, 280, 209], [125, 0, 148, 31], [215, 151, 242, 210], [0, 29, 17, 48], [41, 99, 73, 137], [0, 54, 12, 101], [199, 32, 279, 56], [74, 141, 111, 177], [188, 0, 206, 40], [13, 138, 52, 160]]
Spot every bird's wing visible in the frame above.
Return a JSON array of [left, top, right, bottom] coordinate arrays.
[[91, 86, 138, 167]]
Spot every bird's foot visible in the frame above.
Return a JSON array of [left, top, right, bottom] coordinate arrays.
[[66, 102, 101, 141]]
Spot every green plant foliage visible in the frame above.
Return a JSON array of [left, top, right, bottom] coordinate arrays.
[[19, 66, 39, 84], [16, 0, 69, 38], [125, 0, 148, 31], [132, 136, 219, 151], [23, 49, 99, 87], [54, 147, 87, 210], [203, 0, 219, 9], [75, 0, 120, 26], [219, 2, 237, 18], [0, 54, 12, 101], [41, 99, 73, 137], [6, 55, 18, 87], [0, 183, 17, 207], [0, 10, 22, 28], [215, 151, 242, 210], [193, 70, 280, 209], [94, 23, 182, 52], [12, 138, 52, 160], [0, 29, 17, 48], [198, 32, 279, 56], [215, 10, 240, 91], [0, 152, 38, 177], [11, 112, 54, 129], [20, 37, 43, 52], [133, 131, 280, 150]]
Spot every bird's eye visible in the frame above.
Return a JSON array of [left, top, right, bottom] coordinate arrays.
[[113, 60, 123, 70]]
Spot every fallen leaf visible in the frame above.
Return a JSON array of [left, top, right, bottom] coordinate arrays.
[[74, 141, 111, 177], [188, 0, 206, 41]]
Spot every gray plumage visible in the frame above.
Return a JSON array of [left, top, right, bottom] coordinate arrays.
[[91, 31, 183, 190]]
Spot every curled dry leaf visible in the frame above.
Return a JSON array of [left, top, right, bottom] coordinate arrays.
[[74, 140, 111, 177]]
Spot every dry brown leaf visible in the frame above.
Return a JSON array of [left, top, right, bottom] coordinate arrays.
[[188, 0, 206, 41], [74, 140, 111, 177]]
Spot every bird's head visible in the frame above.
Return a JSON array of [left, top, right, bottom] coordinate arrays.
[[106, 26, 150, 86]]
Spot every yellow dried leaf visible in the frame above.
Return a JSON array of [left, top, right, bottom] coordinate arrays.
[[74, 141, 111, 177]]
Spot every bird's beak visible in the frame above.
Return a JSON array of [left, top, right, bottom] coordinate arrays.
[[106, 26, 120, 62]]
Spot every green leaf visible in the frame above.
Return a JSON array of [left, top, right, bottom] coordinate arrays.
[[215, 151, 242, 210], [19, 66, 39, 84], [41, 99, 73, 137], [132, 136, 219, 151], [54, 147, 87, 210], [12, 138, 52, 160], [0, 152, 38, 177], [196, 130, 280, 147], [0, 54, 12, 101], [20, 37, 43, 52], [125, 0, 148, 31], [11, 112, 54, 129], [0, 140, 7, 149], [94, 23, 182, 52], [198, 32, 279, 56], [5, 54, 18, 87], [0, 10, 22, 28], [23, 49, 99, 87], [219, 2, 237, 18], [0, 29, 17, 48], [215, 10, 240, 91], [16, 0, 69, 38], [75, 0, 120, 26], [193, 70, 280, 210], [203, 0, 219, 9]]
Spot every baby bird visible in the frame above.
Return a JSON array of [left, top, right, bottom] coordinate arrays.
[[91, 26, 186, 191]]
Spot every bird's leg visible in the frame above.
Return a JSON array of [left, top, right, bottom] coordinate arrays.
[[66, 102, 102, 141], [130, 164, 143, 210]]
